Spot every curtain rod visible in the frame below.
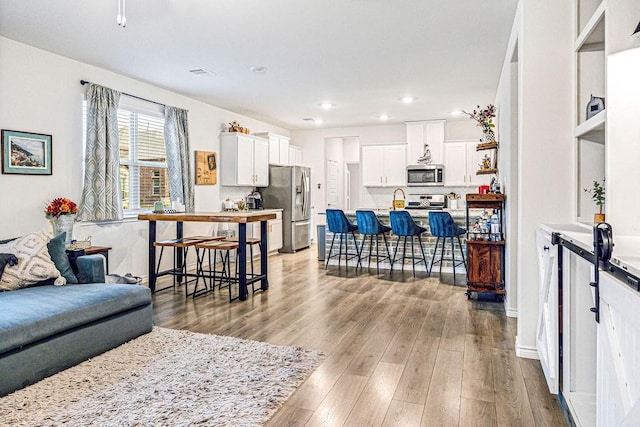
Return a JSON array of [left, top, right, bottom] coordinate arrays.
[[80, 80, 166, 108]]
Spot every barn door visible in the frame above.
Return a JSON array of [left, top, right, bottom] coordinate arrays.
[[536, 228, 559, 394], [597, 273, 640, 426]]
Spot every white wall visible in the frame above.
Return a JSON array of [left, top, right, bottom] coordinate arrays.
[[494, 3, 521, 318], [0, 36, 288, 277], [494, 0, 574, 358]]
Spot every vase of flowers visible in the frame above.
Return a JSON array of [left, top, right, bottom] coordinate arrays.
[[45, 197, 79, 246], [464, 104, 497, 143], [584, 179, 605, 223]]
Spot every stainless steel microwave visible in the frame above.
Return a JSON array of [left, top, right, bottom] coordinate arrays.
[[406, 164, 444, 187]]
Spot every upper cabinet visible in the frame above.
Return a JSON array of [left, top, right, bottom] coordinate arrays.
[[443, 141, 491, 187], [361, 144, 407, 187], [405, 120, 445, 165], [575, 0, 607, 223], [220, 133, 269, 187], [289, 145, 303, 166], [253, 132, 290, 165]]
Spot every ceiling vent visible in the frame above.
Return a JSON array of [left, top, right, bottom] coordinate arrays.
[[302, 118, 315, 122], [188, 68, 214, 77]]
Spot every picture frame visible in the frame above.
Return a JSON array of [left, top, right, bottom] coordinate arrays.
[[195, 150, 217, 185], [1, 129, 52, 175]]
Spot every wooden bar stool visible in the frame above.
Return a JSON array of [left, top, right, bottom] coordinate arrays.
[[153, 235, 219, 296], [222, 237, 261, 283], [194, 240, 239, 300]]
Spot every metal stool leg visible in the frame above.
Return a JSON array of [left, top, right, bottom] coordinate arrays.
[[439, 237, 446, 275], [457, 236, 467, 270], [411, 235, 416, 277], [383, 233, 392, 270], [451, 237, 456, 282], [429, 237, 440, 275], [418, 235, 428, 276], [326, 233, 336, 269], [391, 236, 401, 272]]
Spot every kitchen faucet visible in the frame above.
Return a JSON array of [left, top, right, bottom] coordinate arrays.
[[392, 188, 406, 210]]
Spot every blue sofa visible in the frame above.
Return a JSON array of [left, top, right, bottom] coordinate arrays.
[[0, 255, 153, 396]]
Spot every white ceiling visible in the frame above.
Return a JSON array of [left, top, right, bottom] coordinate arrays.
[[0, 0, 518, 130]]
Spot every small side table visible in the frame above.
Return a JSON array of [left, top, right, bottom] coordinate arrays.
[[83, 246, 112, 274]]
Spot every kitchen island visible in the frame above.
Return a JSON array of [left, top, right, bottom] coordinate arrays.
[[322, 208, 475, 273]]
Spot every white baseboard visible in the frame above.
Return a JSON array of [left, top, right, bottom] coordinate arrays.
[[506, 307, 518, 318], [515, 336, 539, 359]]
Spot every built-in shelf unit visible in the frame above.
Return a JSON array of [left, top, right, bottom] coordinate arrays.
[[575, 0, 607, 225]]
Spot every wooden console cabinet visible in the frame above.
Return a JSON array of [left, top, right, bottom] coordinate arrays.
[[465, 194, 505, 299]]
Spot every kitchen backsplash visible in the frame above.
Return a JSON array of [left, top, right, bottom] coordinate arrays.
[[361, 186, 474, 210]]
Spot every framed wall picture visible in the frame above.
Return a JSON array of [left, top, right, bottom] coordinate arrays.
[[1, 129, 52, 175], [195, 150, 217, 185]]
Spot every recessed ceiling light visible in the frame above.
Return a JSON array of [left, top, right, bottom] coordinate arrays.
[[314, 119, 324, 125], [379, 114, 389, 121], [451, 110, 462, 117], [401, 96, 416, 104], [320, 102, 334, 110], [250, 66, 268, 73]]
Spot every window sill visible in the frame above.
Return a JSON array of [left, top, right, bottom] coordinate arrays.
[[76, 211, 150, 227]]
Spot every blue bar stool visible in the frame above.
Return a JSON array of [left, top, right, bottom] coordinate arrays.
[[389, 210, 428, 277], [356, 210, 392, 274], [428, 211, 467, 281], [325, 209, 361, 270]]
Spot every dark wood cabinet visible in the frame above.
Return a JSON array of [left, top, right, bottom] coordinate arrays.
[[465, 194, 505, 299]]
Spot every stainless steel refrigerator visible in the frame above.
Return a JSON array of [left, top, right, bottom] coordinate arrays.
[[261, 165, 311, 253]]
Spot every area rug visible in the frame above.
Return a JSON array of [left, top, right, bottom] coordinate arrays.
[[0, 328, 323, 426]]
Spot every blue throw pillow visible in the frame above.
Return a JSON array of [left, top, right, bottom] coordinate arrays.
[[47, 233, 78, 284]]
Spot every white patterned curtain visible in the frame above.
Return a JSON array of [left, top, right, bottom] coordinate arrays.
[[78, 84, 123, 221], [164, 106, 194, 212]]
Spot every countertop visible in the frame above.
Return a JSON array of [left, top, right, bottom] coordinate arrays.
[[138, 211, 278, 223], [321, 208, 473, 219]]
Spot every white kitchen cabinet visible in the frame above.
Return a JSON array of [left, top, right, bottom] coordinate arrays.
[[268, 217, 283, 252], [536, 227, 559, 394], [289, 145, 303, 166], [405, 120, 445, 165], [220, 133, 269, 187], [361, 144, 407, 187], [254, 132, 290, 165], [443, 140, 491, 187]]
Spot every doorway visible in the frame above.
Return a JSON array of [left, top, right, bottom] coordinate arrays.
[[345, 162, 360, 210]]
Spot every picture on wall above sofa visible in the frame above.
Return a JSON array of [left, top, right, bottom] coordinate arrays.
[[1, 129, 52, 175]]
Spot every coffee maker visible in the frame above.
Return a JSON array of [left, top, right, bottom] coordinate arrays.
[[246, 190, 263, 210]]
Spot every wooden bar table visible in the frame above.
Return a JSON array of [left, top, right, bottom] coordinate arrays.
[[138, 211, 276, 300]]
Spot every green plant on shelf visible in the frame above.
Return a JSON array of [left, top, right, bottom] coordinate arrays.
[[584, 179, 605, 214]]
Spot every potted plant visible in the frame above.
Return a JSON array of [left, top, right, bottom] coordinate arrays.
[[584, 179, 605, 223]]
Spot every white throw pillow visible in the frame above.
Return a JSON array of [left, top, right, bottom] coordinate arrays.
[[0, 232, 66, 291]]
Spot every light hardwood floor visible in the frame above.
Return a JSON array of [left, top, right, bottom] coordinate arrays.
[[152, 246, 565, 427]]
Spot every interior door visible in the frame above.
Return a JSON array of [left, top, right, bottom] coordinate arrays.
[[536, 228, 559, 394]]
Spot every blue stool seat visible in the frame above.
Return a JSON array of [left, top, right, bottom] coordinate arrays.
[[356, 210, 392, 273], [389, 210, 428, 277], [325, 209, 361, 271], [428, 211, 467, 281]]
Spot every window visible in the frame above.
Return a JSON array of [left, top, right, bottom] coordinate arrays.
[[117, 108, 170, 212]]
